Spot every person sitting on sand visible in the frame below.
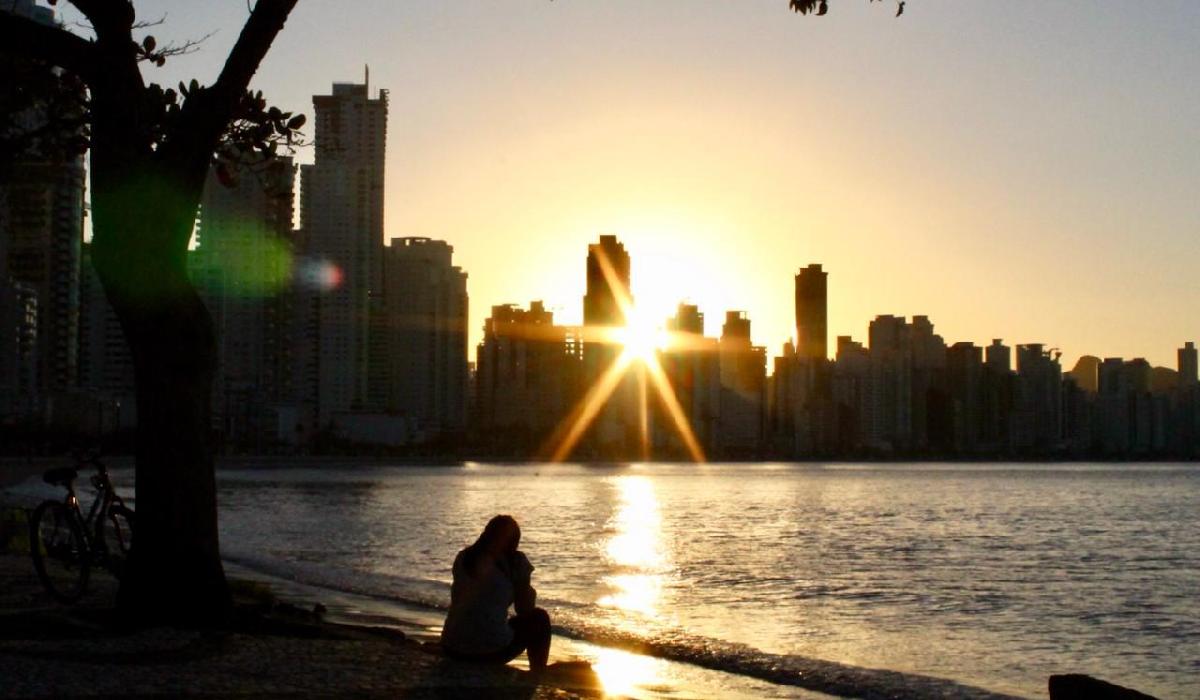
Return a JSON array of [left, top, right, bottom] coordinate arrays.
[[440, 515, 551, 670]]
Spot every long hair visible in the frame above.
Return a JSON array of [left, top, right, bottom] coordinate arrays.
[[461, 515, 521, 576]]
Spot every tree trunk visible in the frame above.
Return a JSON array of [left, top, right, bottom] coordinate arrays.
[[90, 164, 231, 624]]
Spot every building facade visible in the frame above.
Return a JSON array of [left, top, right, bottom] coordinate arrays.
[[299, 79, 388, 424], [190, 156, 297, 449], [371, 237, 469, 435], [794, 263, 828, 362]]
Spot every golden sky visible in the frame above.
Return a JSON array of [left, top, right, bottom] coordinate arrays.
[[64, 1, 1200, 368]]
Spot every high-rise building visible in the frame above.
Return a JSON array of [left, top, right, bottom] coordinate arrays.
[[986, 339, 1011, 373], [0, 276, 38, 419], [190, 156, 297, 448], [580, 235, 634, 453], [1068, 355, 1100, 393], [583, 234, 630, 328], [1, 0, 85, 400], [718, 311, 765, 455], [946, 342, 983, 453], [475, 301, 581, 448], [300, 77, 387, 423], [2, 0, 52, 23], [659, 303, 720, 456], [372, 237, 469, 434], [1013, 344, 1062, 452], [1179, 342, 1198, 386], [866, 315, 913, 451], [77, 242, 135, 427], [667, 303, 704, 336], [832, 335, 871, 452], [794, 263, 827, 361], [1, 160, 84, 396]]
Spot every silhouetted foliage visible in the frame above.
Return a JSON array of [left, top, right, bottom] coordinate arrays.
[[791, 0, 906, 17]]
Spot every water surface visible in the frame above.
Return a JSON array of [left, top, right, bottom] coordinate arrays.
[[190, 463, 1200, 697]]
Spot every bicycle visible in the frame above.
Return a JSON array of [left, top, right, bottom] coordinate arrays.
[[29, 452, 134, 603]]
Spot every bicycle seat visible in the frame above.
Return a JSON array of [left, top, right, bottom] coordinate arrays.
[[43, 467, 78, 487]]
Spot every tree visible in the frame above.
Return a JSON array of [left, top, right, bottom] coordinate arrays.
[[0, 0, 899, 625], [0, 0, 302, 624]]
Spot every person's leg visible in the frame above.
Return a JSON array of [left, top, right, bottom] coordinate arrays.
[[510, 607, 551, 670]]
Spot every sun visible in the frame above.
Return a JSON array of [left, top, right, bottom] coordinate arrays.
[[615, 307, 664, 363], [539, 243, 705, 463]]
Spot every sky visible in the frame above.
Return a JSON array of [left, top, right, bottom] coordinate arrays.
[[56, 1, 1200, 368]]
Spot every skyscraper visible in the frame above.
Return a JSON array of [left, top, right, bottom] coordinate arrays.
[[946, 342, 983, 452], [718, 311, 766, 455], [1, 161, 84, 395], [794, 263, 827, 361], [78, 242, 135, 426], [190, 156, 297, 447], [371, 237, 469, 434], [583, 234, 631, 328], [1014, 344, 1062, 451], [581, 234, 633, 454], [475, 301, 581, 446], [0, 275, 38, 419], [666, 303, 704, 336], [986, 339, 1011, 373], [0, 0, 85, 399], [1180, 342, 1198, 386], [299, 77, 387, 422], [659, 303, 720, 456]]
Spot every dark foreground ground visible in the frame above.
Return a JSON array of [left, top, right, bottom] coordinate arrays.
[[0, 548, 600, 699]]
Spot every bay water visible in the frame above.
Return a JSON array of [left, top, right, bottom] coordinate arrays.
[[208, 462, 1198, 698]]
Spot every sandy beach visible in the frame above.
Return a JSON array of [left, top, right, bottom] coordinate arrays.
[[0, 478, 600, 700], [0, 549, 603, 698]]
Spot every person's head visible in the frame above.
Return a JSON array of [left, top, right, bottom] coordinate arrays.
[[476, 514, 521, 557]]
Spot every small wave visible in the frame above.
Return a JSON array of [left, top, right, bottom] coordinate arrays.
[[553, 610, 1026, 700], [222, 549, 451, 610], [225, 552, 1027, 699]]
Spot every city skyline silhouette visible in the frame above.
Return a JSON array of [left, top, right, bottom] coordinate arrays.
[[35, 1, 1200, 369]]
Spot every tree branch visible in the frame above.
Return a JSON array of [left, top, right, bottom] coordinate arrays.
[[166, 0, 297, 165], [0, 11, 97, 82], [64, 0, 134, 38], [211, 0, 298, 104], [62, 0, 142, 97]]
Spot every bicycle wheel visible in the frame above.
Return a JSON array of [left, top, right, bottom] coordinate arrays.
[[99, 505, 134, 579], [30, 501, 90, 603]]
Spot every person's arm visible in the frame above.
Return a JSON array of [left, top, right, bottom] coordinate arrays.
[[515, 582, 537, 615], [512, 551, 537, 615]]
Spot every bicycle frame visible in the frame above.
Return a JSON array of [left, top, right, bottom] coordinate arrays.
[[31, 454, 133, 602], [60, 461, 124, 556]]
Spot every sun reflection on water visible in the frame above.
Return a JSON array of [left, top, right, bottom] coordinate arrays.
[[598, 476, 669, 622], [591, 645, 671, 698]]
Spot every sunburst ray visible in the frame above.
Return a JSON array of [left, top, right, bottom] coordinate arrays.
[[540, 245, 708, 463]]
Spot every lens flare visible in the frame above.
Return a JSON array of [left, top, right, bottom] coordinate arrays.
[[189, 235, 294, 298], [296, 258, 344, 291]]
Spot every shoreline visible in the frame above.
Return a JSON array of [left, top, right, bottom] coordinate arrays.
[[0, 478, 607, 699], [4, 453, 1199, 470], [0, 546, 606, 699], [4, 467, 1175, 699], [0, 480, 816, 700]]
